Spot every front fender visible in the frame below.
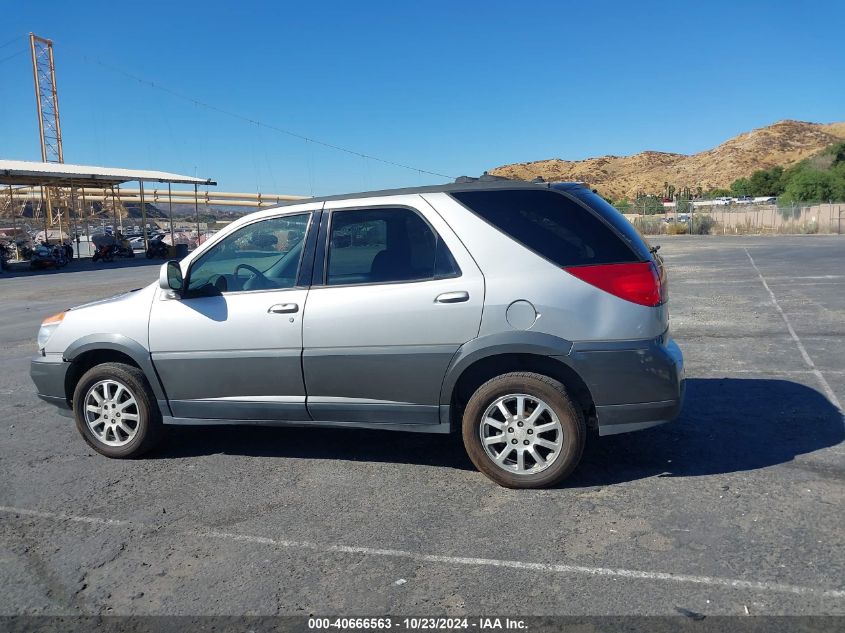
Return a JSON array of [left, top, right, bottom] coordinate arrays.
[[63, 334, 168, 403]]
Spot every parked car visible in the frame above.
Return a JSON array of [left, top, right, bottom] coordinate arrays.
[[128, 236, 146, 250], [30, 181, 684, 488]]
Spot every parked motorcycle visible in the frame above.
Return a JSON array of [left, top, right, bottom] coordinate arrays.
[[0, 243, 10, 271], [92, 243, 116, 263], [18, 243, 34, 260], [115, 242, 135, 258], [145, 237, 169, 259], [30, 243, 68, 270], [92, 241, 134, 262]]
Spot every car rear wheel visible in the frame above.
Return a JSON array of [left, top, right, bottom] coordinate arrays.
[[462, 372, 585, 488], [72, 362, 163, 458]]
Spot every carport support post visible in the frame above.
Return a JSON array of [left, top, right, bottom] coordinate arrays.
[[41, 196, 48, 245], [8, 185, 15, 252], [168, 183, 175, 245], [81, 188, 89, 258], [56, 196, 63, 247], [194, 184, 200, 247], [140, 181, 149, 251], [70, 182, 79, 259], [110, 186, 118, 239], [117, 184, 125, 234]]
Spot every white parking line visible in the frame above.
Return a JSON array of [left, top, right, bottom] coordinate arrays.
[[2, 505, 844, 599], [744, 248, 843, 413], [687, 368, 845, 376]]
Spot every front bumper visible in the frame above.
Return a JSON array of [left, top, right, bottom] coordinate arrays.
[[30, 354, 71, 411], [565, 336, 685, 436]]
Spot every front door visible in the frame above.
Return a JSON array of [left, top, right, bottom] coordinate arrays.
[[149, 208, 317, 421], [302, 196, 484, 425]]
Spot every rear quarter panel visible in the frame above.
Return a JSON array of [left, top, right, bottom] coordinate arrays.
[[421, 192, 667, 342]]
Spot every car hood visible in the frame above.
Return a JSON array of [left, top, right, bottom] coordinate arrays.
[[70, 288, 143, 311], [45, 282, 159, 355]]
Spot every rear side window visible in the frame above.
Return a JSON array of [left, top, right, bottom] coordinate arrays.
[[326, 207, 460, 285], [562, 186, 653, 262], [450, 189, 639, 267]]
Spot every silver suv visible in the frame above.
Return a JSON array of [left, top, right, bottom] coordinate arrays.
[[31, 181, 684, 488]]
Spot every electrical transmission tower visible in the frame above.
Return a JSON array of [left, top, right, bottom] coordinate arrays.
[[29, 33, 65, 229]]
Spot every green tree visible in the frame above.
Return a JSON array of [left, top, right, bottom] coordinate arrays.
[[702, 188, 732, 199], [780, 170, 839, 202], [730, 178, 752, 197], [634, 195, 665, 215], [613, 199, 632, 213], [748, 166, 785, 197]]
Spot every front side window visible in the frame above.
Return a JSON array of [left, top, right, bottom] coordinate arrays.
[[186, 213, 310, 295], [326, 207, 459, 285]]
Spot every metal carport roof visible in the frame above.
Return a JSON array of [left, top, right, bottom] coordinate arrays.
[[0, 159, 216, 187]]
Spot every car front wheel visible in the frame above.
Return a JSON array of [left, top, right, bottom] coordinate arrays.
[[462, 372, 585, 488], [72, 362, 163, 458]]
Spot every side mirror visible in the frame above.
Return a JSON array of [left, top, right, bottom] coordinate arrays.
[[159, 260, 184, 296]]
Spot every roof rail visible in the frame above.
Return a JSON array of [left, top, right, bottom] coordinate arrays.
[[453, 171, 515, 184]]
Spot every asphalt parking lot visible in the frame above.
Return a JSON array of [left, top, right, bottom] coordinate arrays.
[[1, 236, 843, 616]]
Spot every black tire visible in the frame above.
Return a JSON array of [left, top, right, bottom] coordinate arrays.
[[72, 362, 163, 458], [145, 250, 154, 259], [461, 372, 585, 488]]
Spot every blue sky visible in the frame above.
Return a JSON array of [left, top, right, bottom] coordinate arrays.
[[2, 0, 844, 196]]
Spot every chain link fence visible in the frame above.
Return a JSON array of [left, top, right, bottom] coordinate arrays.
[[625, 203, 845, 235]]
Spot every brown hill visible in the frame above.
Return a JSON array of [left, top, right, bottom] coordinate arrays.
[[488, 120, 845, 200]]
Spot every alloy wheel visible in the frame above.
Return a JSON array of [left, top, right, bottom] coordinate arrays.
[[479, 393, 563, 475], [83, 379, 141, 447]]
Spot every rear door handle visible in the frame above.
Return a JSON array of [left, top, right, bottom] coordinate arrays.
[[268, 303, 299, 314], [435, 291, 469, 304]]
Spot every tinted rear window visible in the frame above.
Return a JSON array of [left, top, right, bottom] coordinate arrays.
[[450, 188, 639, 267], [562, 186, 653, 261]]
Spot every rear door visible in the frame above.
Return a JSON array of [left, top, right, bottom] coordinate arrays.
[[302, 195, 484, 425]]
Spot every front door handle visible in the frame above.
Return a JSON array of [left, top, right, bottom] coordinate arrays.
[[268, 303, 299, 314], [435, 291, 469, 304]]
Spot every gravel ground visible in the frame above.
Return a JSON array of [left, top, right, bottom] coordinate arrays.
[[0, 236, 843, 616]]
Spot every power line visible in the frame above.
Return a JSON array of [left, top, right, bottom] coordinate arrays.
[[0, 48, 27, 66], [0, 35, 25, 50], [74, 53, 455, 181]]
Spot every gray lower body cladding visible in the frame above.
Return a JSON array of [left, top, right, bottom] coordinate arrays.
[[302, 345, 458, 425], [151, 350, 307, 420], [34, 337, 684, 437], [564, 336, 685, 435]]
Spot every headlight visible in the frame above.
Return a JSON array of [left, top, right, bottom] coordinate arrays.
[[37, 312, 65, 351]]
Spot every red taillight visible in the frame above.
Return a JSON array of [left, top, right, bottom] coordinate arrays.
[[565, 262, 664, 307]]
